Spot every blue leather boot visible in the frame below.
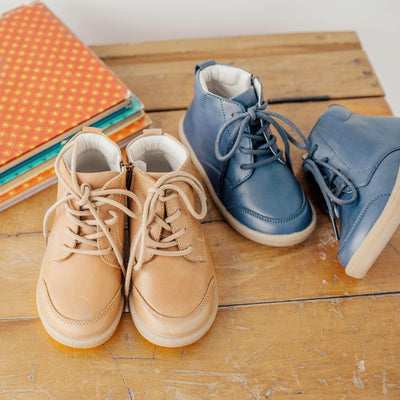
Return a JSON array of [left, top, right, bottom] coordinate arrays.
[[303, 105, 400, 278], [179, 60, 316, 246]]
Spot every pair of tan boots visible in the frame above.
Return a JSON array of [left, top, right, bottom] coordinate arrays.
[[37, 127, 218, 348]]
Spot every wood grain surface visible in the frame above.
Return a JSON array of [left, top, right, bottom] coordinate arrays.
[[1, 32, 399, 399], [91, 32, 383, 111], [1, 296, 399, 399]]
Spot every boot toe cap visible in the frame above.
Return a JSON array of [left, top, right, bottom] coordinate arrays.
[[36, 279, 123, 347], [130, 277, 217, 347]]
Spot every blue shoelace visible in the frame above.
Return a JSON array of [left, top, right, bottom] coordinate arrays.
[[303, 145, 358, 239], [214, 101, 308, 173]]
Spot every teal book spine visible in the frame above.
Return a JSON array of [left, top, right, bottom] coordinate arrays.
[[0, 97, 143, 186]]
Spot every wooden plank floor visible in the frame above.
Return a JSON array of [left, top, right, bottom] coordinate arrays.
[[1, 32, 399, 399]]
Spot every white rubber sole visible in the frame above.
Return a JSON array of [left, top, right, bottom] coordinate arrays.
[[129, 285, 219, 348], [179, 116, 316, 246], [36, 289, 124, 349], [345, 164, 400, 279]]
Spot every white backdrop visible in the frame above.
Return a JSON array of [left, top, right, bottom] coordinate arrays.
[[1, 0, 399, 115]]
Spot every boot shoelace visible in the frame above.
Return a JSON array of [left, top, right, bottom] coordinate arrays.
[[43, 140, 142, 274], [302, 145, 358, 239], [125, 171, 207, 296], [215, 101, 309, 173]]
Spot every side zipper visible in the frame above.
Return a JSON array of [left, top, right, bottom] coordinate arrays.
[[120, 161, 134, 191]]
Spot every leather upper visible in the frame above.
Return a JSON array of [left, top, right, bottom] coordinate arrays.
[[127, 130, 217, 339], [37, 131, 127, 341], [183, 60, 314, 235], [304, 105, 400, 267]]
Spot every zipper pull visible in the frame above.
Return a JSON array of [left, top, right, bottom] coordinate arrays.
[[327, 201, 340, 241], [120, 161, 134, 190], [331, 215, 340, 241]]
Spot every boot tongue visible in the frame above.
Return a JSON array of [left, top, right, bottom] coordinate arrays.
[[231, 85, 258, 108], [76, 171, 120, 189], [142, 161, 192, 247], [230, 84, 276, 162], [72, 170, 121, 250], [229, 86, 258, 157]]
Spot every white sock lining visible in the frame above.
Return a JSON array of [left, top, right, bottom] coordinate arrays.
[[63, 133, 121, 172], [126, 135, 187, 172], [199, 64, 252, 98]]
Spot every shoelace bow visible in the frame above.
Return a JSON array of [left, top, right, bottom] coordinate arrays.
[[124, 171, 207, 296], [215, 101, 309, 173], [43, 140, 142, 274], [302, 145, 358, 239]]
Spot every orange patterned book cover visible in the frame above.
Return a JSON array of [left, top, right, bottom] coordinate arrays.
[[0, 1, 131, 171], [0, 113, 152, 210]]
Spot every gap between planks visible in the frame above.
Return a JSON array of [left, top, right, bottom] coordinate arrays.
[[143, 95, 386, 114], [1, 291, 399, 323], [90, 31, 362, 62]]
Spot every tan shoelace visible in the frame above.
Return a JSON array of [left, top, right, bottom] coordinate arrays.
[[125, 171, 208, 296], [43, 140, 142, 273]]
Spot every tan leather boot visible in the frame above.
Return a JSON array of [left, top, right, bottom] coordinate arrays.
[[37, 127, 140, 348], [125, 129, 218, 347]]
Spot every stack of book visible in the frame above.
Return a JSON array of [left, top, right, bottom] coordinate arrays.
[[0, 1, 151, 211]]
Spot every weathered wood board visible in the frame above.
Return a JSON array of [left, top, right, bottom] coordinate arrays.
[[1, 295, 399, 399]]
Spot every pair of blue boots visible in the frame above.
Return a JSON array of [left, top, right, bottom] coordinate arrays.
[[179, 59, 400, 279]]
